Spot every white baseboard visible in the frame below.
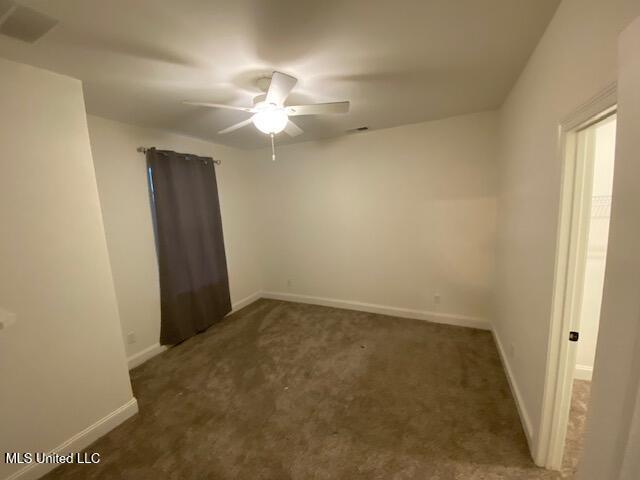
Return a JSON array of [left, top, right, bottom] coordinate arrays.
[[4, 292, 487, 480], [492, 328, 535, 451], [5, 398, 138, 480], [574, 364, 593, 381], [127, 343, 167, 370], [230, 291, 262, 313], [261, 291, 489, 330], [125, 291, 486, 371]]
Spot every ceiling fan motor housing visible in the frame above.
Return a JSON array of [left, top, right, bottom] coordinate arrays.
[[252, 93, 267, 106], [256, 76, 273, 93]]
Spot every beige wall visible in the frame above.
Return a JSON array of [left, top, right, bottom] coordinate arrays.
[[0, 60, 133, 479], [86, 116, 262, 361], [579, 16, 640, 480], [254, 111, 498, 324], [494, 0, 635, 457], [87, 112, 497, 363]]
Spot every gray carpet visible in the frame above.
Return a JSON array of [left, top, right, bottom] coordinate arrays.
[[562, 380, 591, 477], [43, 299, 565, 479]]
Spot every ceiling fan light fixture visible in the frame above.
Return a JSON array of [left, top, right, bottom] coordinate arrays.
[[252, 104, 288, 134], [185, 71, 350, 139]]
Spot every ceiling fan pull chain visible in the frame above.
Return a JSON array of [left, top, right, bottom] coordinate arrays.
[[270, 133, 276, 161]]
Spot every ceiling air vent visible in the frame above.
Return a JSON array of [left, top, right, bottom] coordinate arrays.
[[347, 126, 369, 134], [0, 1, 58, 43]]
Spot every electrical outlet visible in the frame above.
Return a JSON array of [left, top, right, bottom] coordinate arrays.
[[287, 279, 292, 289], [508, 342, 516, 360], [127, 331, 136, 344], [433, 294, 441, 305]]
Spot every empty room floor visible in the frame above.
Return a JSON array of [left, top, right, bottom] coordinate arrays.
[[43, 300, 564, 480]]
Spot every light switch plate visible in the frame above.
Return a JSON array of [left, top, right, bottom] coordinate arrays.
[[0, 307, 17, 330]]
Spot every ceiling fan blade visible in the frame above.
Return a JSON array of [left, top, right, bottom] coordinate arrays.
[[183, 101, 255, 113], [218, 117, 254, 134], [265, 71, 297, 106], [284, 120, 304, 137], [286, 101, 350, 116]]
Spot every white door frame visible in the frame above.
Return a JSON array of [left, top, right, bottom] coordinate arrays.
[[536, 82, 617, 470]]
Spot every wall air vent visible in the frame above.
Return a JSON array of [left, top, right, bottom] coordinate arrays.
[[0, 1, 58, 43]]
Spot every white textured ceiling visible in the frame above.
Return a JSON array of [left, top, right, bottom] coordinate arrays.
[[0, 0, 559, 149]]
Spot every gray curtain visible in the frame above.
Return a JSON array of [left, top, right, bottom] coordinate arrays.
[[147, 148, 231, 345]]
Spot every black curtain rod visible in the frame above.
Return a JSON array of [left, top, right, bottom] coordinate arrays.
[[137, 146, 221, 165]]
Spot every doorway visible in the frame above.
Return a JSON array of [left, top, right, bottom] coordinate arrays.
[[537, 85, 617, 473], [561, 113, 616, 475]]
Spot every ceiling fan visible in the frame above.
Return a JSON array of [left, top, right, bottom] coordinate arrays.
[[183, 71, 350, 159]]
